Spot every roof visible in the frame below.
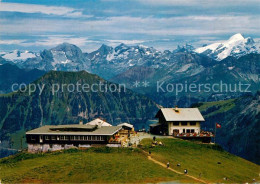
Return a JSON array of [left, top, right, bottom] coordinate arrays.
[[26, 124, 122, 135], [86, 118, 112, 126], [50, 124, 96, 130], [155, 108, 205, 121], [117, 122, 134, 129], [149, 123, 161, 127]]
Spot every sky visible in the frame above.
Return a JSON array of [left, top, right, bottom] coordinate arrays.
[[0, 0, 259, 52]]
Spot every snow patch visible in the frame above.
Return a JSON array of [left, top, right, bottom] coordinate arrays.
[[106, 50, 115, 61], [176, 64, 193, 73], [2, 50, 36, 61], [51, 50, 71, 66]]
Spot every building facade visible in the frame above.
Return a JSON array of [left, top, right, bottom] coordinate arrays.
[[153, 107, 205, 136], [26, 124, 122, 153]]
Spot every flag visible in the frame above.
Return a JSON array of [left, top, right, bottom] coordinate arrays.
[[216, 123, 221, 128]]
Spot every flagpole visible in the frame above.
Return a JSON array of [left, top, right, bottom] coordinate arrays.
[[214, 123, 216, 144]]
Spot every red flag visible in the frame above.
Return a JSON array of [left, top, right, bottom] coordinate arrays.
[[216, 123, 221, 128]]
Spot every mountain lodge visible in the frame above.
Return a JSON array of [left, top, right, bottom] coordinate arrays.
[[26, 119, 132, 153], [151, 107, 213, 142]]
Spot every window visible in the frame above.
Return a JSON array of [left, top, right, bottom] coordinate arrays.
[[187, 129, 190, 133], [80, 136, 84, 140], [65, 136, 69, 140], [183, 129, 185, 133], [51, 136, 56, 140], [181, 122, 188, 126], [45, 135, 50, 140], [70, 136, 74, 140], [75, 136, 79, 140], [97, 136, 100, 141], [190, 122, 196, 126], [191, 129, 195, 133], [31, 136, 36, 140], [173, 122, 179, 126], [60, 136, 65, 140]]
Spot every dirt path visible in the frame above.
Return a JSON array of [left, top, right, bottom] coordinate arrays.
[[143, 151, 208, 184]]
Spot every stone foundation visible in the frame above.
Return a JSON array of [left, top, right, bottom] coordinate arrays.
[[28, 143, 121, 153], [28, 144, 76, 153]]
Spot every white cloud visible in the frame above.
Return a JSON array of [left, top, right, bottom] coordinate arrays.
[[137, 0, 260, 7], [0, 39, 26, 45], [30, 36, 96, 47], [0, 2, 92, 18], [106, 39, 145, 45], [0, 14, 259, 36], [0, 36, 95, 47]]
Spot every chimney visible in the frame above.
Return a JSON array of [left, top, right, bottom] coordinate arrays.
[[79, 120, 83, 125], [97, 121, 102, 128], [174, 106, 179, 112]]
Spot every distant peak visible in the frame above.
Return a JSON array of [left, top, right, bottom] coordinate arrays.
[[116, 43, 129, 48], [58, 42, 74, 46], [119, 43, 127, 46], [99, 44, 110, 49], [98, 44, 113, 52], [115, 43, 129, 51], [175, 43, 195, 52], [138, 44, 148, 49], [51, 42, 80, 52], [228, 33, 245, 42]]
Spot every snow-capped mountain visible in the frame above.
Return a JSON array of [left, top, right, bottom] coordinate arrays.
[[87, 43, 162, 66], [0, 50, 38, 63], [17, 43, 90, 71], [85, 43, 172, 79], [2, 33, 260, 80], [195, 33, 260, 61], [1, 39, 259, 107]]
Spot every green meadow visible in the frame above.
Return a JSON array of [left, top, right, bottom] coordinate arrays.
[[0, 138, 259, 183], [0, 147, 192, 183], [141, 138, 260, 183]]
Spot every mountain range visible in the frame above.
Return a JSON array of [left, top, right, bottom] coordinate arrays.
[[0, 33, 259, 107], [1, 33, 259, 78]]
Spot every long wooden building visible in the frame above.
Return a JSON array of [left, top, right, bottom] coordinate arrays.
[[26, 123, 122, 153]]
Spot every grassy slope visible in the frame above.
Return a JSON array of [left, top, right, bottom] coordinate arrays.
[[197, 99, 236, 117], [141, 138, 259, 183], [0, 147, 193, 183]]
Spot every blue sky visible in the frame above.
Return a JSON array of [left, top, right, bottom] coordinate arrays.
[[0, 0, 259, 52]]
